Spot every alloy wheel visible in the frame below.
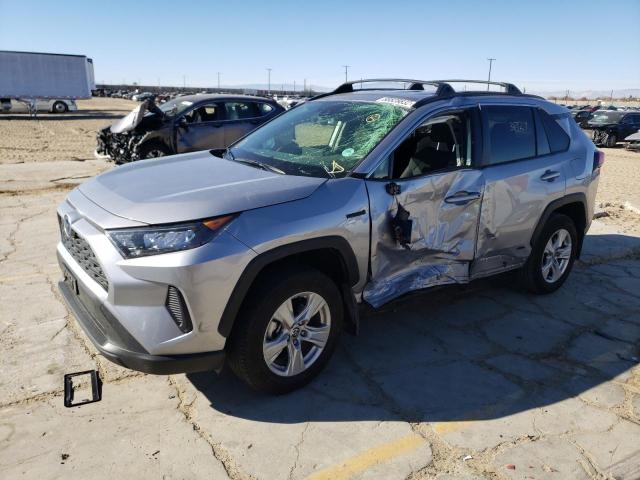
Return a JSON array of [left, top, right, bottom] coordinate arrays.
[[541, 228, 572, 283], [262, 291, 331, 377]]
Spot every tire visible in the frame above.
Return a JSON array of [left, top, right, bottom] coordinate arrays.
[[519, 213, 578, 294], [605, 133, 617, 148], [52, 101, 68, 113], [226, 266, 343, 394], [136, 142, 171, 159]]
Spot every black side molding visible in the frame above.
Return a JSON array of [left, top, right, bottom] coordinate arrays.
[[217, 236, 360, 338]]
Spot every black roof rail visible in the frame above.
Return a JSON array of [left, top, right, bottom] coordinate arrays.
[[428, 79, 522, 95], [308, 78, 522, 103], [309, 78, 454, 101]]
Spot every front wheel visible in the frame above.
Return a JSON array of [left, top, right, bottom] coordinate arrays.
[[227, 267, 343, 394], [605, 133, 617, 148], [136, 142, 171, 160], [519, 214, 578, 294]]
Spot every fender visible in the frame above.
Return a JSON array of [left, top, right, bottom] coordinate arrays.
[[530, 192, 588, 257], [217, 236, 360, 337]]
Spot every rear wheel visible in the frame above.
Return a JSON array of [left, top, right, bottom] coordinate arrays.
[[52, 101, 68, 113], [519, 214, 578, 294], [227, 267, 343, 394], [605, 133, 617, 148]]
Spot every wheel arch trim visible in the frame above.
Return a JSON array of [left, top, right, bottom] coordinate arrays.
[[530, 192, 588, 257], [217, 236, 360, 338]]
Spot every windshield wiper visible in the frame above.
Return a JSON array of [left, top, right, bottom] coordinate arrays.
[[233, 157, 286, 175]]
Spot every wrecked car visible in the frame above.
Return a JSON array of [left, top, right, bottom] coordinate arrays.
[[587, 110, 640, 147], [625, 129, 640, 151], [59, 79, 601, 394], [96, 94, 284, 163]]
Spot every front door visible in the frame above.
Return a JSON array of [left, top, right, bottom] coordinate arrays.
[[363, 109, 485, 307], [176, 102, 225, 152]]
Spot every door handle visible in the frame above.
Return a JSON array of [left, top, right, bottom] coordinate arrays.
[[444, 191, 481, 205], [540, 170, 560, 182]]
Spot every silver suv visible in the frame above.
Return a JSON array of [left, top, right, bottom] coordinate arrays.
[[57, 79, 602, 393]]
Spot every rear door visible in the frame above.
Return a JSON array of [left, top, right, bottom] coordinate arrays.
[[364, 108, 485, 307], [175, 102, 225, 152], [473, 105, 568, 278]]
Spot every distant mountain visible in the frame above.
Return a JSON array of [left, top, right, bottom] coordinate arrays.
[[231, 83, 331, 92], [529, 89, 640, 99]]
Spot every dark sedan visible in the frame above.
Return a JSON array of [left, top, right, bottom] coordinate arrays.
[[587, 111, 640, 147], [96, 94, 284, 164]]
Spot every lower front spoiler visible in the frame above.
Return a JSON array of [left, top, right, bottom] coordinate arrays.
[[58, 280, 225, 375]]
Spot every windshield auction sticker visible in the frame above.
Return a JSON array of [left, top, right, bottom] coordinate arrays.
[[375, 97, 416, 109]]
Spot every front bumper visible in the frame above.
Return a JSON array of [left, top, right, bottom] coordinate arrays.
[[58, 264, 225, 374], [56, 189, 256, 374]]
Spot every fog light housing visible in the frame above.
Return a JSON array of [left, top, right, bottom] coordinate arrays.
[[165, 286, 193, 333]]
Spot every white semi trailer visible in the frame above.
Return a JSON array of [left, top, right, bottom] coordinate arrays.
[[0, 51, 95, 115]]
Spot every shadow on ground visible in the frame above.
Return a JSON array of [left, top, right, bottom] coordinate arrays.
[[188, 252, 640, 425]]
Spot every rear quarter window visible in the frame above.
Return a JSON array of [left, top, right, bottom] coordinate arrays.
[[539, 110, 570, 153], [258, 103, 275, 115]]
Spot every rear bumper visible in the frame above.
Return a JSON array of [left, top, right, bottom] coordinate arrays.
[[58, 277, 225, 375]]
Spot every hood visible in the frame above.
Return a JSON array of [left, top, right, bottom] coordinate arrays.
[[110, 100, 164, 133], [110, 103, 147, 133], [78, 151, 327, 225]]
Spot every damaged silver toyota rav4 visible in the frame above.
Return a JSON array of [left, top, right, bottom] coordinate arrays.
[[57, 79, 602, 393]]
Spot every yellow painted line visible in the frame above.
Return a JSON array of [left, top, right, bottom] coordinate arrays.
[[307, 433, 425, 480], [432, 419, 478, 435], [431, 391, 526, 436]]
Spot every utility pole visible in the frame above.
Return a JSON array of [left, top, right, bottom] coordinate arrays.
[[183, 75, 186, 90], [217, 72, 221, 90], [342, 65, 350, 83], [303, 78, 307, 95], [266, 68, 272, 95], [487, 58, 496, 90], [293, 80, 296, 93]]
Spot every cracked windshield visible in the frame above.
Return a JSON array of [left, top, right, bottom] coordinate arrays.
[[231, 100, 409, 177]]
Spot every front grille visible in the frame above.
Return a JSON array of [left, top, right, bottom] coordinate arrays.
[[59, 216, 109, 291], [166, 286, 193, 333]]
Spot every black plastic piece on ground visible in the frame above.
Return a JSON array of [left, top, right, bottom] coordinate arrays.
[[64, 370, 102, 408]]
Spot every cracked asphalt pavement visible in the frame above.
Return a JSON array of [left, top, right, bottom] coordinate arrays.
[[1, 99, 640, 479]]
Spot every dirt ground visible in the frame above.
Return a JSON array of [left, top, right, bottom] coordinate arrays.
[[1, 99, 639, 480]]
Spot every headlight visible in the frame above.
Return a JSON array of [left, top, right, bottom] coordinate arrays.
[[107, 215, 236, 258]]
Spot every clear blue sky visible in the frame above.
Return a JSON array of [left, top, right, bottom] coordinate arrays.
[[1, 0, 638, 92]]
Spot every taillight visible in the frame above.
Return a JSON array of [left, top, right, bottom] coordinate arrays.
[[593, 150, 605, 172]]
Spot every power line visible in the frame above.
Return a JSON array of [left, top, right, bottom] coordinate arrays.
[[266, 68, 272, 95], [342, 65, 350, 83], [487, 58, 496, 90]]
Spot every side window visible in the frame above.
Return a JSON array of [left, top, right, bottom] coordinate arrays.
[[258, 103, 274, 115], [225, 102, 260, 120], [390, 112, 471, 179], [622, 114, 640, 125], [538, 110, 570, 153], [484, 106, 535, 165], [184, 103, 220, 124]]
